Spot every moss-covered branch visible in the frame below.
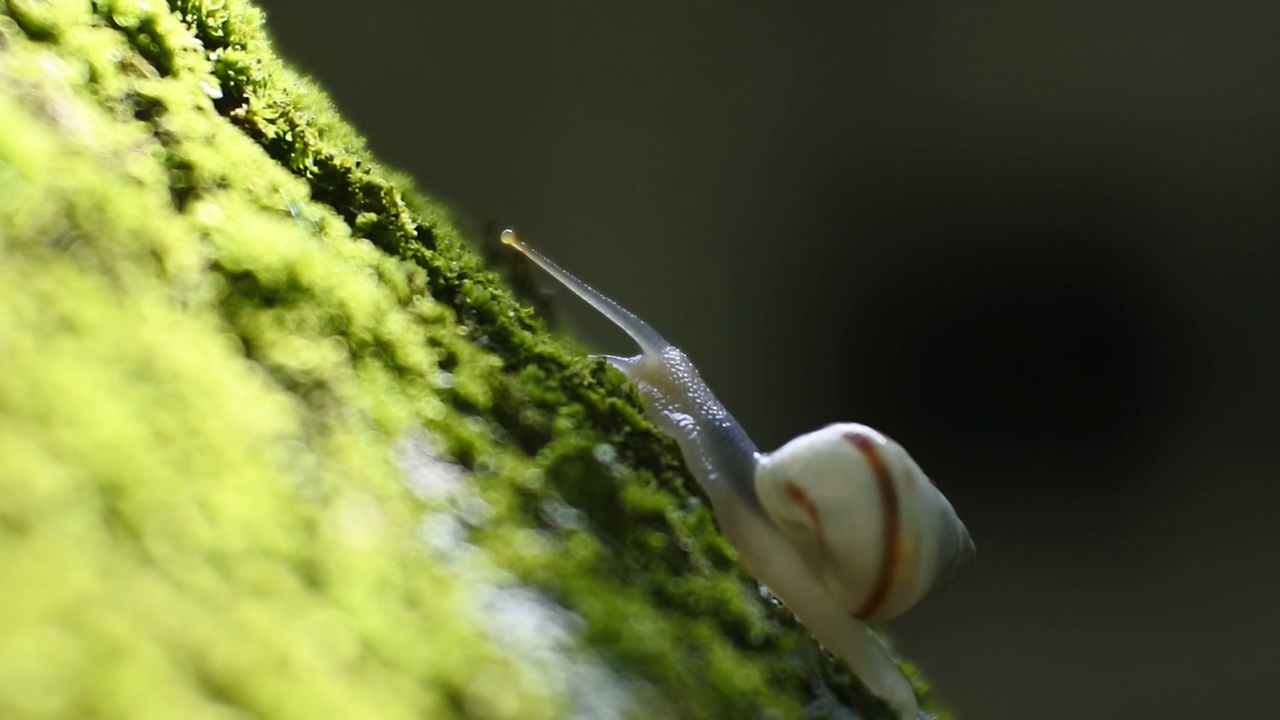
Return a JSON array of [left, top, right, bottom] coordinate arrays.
[[0, 1, 947, 718]]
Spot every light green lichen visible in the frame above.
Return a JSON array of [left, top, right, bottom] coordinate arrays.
[[0, 1, 950, 718]]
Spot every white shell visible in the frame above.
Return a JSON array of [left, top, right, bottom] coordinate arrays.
[[755, 423, 973, 623]]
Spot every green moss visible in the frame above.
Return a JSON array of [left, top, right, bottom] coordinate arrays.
[[0, 1, 949, 719]]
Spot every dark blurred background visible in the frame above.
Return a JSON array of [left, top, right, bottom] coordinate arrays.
[[253, 1, 1280, 717]]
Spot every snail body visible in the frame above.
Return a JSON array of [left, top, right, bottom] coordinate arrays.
[[501, 231, 973, 719]]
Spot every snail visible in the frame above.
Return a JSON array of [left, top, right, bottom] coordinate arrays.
[[501, 230, 974, 719]]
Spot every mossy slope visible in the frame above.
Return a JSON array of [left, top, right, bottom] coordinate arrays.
[[0, 1, 945, 718]]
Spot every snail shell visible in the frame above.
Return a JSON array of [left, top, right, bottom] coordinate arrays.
[[755, 423, 973, 623]]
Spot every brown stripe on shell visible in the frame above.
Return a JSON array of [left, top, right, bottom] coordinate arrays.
[[844, 431, 904, 621], [784, 481, 825, 542]]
